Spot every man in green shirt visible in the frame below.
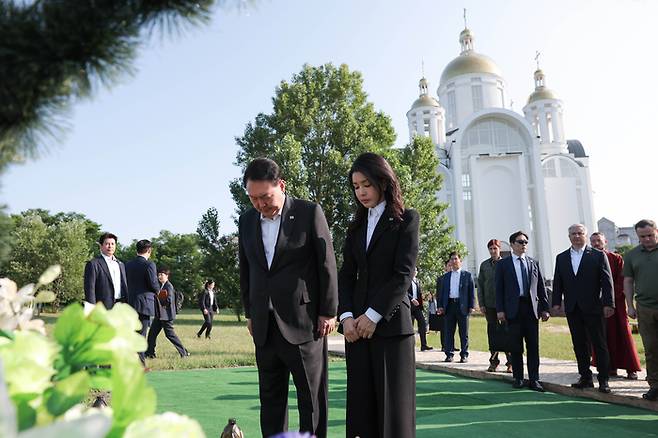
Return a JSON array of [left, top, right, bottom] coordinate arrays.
[[624, 219, 658, 401], [478, 239, 511, 373]]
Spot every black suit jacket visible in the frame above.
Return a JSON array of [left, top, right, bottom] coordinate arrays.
[[83, 255, 128, 309], [495, 255, 548, 319], [125, 256, 160, 317], [407, 279, 423, 308], [437, 270, 476, 316], [154, 281, 177, 321], [338, 208, 419, 337], [239, 196, 338, 347], [198, 289, 218, 312], [552, 246, 614, 314]]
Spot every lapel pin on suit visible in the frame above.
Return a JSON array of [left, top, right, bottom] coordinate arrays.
[[388, 217, 393, 221], [289, 215, 295, 220]]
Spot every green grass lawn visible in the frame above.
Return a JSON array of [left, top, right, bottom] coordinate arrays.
[[148, 361, 658, 437], [40, 309, 646, 370]]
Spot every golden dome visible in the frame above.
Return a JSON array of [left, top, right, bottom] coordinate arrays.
[[411, 95, 440, 110], [527, 88, 558, 104], [440, 52, 503, 85]]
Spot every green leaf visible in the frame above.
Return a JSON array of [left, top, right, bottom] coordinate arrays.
[[34, 291, 56, 304], [45, 371, 90, 416], [15, 399, 36, 431]]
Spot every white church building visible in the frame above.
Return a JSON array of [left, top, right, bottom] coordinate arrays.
[[406, 26, 595, 276]]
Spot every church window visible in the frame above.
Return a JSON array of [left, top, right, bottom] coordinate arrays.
[[463, 190, 472, 201], [546, 113, 554, 143], [461, 174, 471, 188], [447, 91, 457, 127], [472, 85, 483, 111], [423, 119, 431, 136], [542, 159, 557, 177]]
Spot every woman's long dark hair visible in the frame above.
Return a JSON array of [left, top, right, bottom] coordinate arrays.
[[348, 152, 405, 233]]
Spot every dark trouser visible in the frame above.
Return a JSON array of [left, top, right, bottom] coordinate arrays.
[[345, 334, 415, 438], [566, 305, 609, 382], [146, 319, 187, 357], [197, 311, 214, 337], [411, 305, 429, 348], [509, 298, 540, 381], [255, 315, 328, 438], [638, 304, 658, 389], [444, 299, 469, 358], [138, 313, 151, 365], [485, 307, 511, 366]]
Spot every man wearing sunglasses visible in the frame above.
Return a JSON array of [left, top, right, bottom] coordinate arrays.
[[495, 231, 550, 392]]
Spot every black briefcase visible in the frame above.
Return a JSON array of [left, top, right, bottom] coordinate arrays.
[[490, 321, 522, 353], [428, 313, 444, 332]]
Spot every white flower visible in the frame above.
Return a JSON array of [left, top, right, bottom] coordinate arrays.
[[37, 265, 61, 286], [124, 412, 206, 438]]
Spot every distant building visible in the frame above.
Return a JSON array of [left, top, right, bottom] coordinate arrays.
[[407, 25, 594, 276], [597, 217, 639, 250]]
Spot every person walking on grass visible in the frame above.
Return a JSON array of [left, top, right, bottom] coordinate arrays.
[[145, 267, 189, 359], [197, 279, 218, 339]]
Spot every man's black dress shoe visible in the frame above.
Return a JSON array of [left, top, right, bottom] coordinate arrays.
[[571, 378, 594, 389], [642, 388, 658, 401], [444, 356, 454, 362], [421, 345, 434, 351], [528, 381, 545, 392], [512, 379, 524, 389], [459, 357, 468, 363], [598, 381, 611, 394]]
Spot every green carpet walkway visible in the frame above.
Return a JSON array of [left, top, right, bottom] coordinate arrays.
[[148, 361, 658, 437]]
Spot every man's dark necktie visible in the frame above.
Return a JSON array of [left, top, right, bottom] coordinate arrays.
[[519, 257, 530, 296]]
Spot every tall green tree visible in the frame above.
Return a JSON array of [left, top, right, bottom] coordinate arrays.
[[7, 213, 90, 307], [397, 135, 466, 289], [0, 0, 224, 173], [150, 230, 205, 308], [197, 207, 241, 319], [230, 63, 397, 253], [0, 205, 13, 272]]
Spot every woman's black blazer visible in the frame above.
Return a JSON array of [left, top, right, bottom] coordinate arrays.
[[338, 208, 419, 337]]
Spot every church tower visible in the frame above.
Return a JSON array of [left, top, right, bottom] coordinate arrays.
[[406, 77, 446, 147], [523, 68, 568, 155]]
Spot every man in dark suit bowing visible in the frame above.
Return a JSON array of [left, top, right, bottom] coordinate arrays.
[[409, 267, 432, 351], [438, 252, 475, 363], [238, 158, 338, 438], [125, 239, 160, 365], [553, 224, 614, 393], [84, 232, 128, 309], [496, 231, 550, 392]]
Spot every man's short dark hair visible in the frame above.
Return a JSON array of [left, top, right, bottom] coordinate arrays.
[[98, 232, 118, 245], [136, 239, 152, 255], [446, 251, 460, 264], [242, 157, 282, 188], [157, 266, 170, 275], [635, 219, 657, 230], [509, 231, 529, 244]]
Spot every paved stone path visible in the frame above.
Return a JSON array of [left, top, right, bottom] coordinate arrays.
[[327, 336, 658, 412]]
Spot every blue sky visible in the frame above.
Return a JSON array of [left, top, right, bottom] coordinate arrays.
[[3, 0, 657, 242]]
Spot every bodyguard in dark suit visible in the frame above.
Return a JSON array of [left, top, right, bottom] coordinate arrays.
[[496, 231, 550, 392], [125, 239, 160, 364], [145, 267, 189, 358], [553, 224, 615, 393], [409, 268, 432, 351], [239, 158, 338, 438], [83, 232, 128, 309], [438, 252, 475, 362], [338, 152, 419, 438]]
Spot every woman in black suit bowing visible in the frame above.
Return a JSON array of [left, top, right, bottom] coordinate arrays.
[[338, 152, 419, 438]]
